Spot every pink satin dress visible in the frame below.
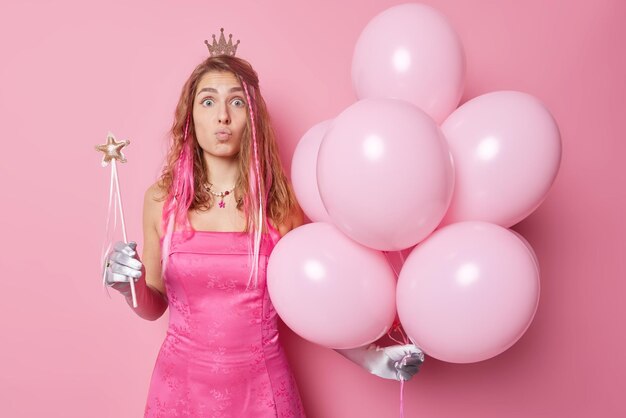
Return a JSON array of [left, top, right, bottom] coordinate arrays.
[[145, 224, 305, 417]]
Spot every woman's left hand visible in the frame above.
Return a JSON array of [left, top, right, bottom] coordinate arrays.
[[381, 344, 425, 381], [335, 343, 425, 381]]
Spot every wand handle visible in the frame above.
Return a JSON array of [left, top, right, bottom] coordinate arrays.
[[112, 160, 137, 308]]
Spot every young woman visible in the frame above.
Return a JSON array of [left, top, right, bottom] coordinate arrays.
[[104, 43, 423, 417]]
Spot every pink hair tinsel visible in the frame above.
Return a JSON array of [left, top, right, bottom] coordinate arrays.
[[160, 80, 271, 290], [241, 80, 270, 289], [161, 113, 194, 275]]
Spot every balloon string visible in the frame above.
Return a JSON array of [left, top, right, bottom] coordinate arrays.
[[382, 250, 411, 418], [382, 250, 401, 278], [398, 249, 406, 264], [388, 321, 410, 345], [400, 379, 405, 418], [388, 329, 405, 345], [382, 251, 409, 344], [398, 323, 409, 345]]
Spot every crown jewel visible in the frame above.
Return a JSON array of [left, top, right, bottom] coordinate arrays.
[[204, 28, 240, 57]]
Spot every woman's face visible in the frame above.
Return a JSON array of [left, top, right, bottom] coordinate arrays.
[[192, 71, 247, 159]]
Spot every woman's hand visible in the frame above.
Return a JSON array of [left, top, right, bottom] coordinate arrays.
[[105, 241, 143, 297], [377, 344, 425, 381], [335, 343, 425, 381]]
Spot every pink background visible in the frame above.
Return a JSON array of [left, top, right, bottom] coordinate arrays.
[[1, 0, 624, 417]]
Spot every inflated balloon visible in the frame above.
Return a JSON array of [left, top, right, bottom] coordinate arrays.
[[291, 120, 333, 223], [317, 98, 454, 251], [509, 229, 541, 276], [440, 90, 562, 228], [396, 221, 540, 363], [352, 2, 465, 123], [267, 222, 397, 349]]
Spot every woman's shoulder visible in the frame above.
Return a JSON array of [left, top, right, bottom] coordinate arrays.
[[144, 182, 167, 207], [143, 182, 167, 227]]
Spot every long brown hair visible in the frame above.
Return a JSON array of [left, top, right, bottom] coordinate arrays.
[[159, 55, 295, 226], [158, 55, 297, 286]]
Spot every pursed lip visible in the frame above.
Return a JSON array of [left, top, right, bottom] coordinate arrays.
[[215, 129, 232, 141]]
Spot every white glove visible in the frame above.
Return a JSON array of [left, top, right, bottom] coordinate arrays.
[[104, 241, 143, 297], [102, 241, 167, 321], [335, 343, 425, 381]]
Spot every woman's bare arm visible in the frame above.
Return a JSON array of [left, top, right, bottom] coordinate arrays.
[[142, 183, 167, 299]]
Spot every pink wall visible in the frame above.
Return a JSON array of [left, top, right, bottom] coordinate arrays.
[[1, 0, 623, 416]]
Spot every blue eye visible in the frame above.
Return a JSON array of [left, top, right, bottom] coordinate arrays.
[[232, 99, 245, 107], [201, 98, 214, 106]]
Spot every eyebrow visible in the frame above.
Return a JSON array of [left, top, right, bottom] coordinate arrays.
[[196, 86, 243, 97]]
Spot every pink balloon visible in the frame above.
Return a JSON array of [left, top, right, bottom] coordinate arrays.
[[509, 229, 541, 276], [440, 91, 562, 228], [267, 222, 397, 349], [352, 3, 465, 123], [291, 120, 333, 223], [396, 221, 540, 363], [317, 98, 454, 251]]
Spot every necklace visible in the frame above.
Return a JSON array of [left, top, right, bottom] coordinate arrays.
[[204, 183, 235, 208]]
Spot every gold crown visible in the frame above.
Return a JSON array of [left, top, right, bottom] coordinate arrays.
[[204, 28, 240, 57]]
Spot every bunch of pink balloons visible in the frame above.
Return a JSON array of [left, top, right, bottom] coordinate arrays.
[[272, 2, 561, 363]]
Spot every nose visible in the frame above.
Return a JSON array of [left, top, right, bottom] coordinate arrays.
[[218, 103, 230, 124]]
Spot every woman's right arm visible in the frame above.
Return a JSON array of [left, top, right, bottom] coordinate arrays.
[[105, 184, 168, 320], [140, 183, 168, 302]]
